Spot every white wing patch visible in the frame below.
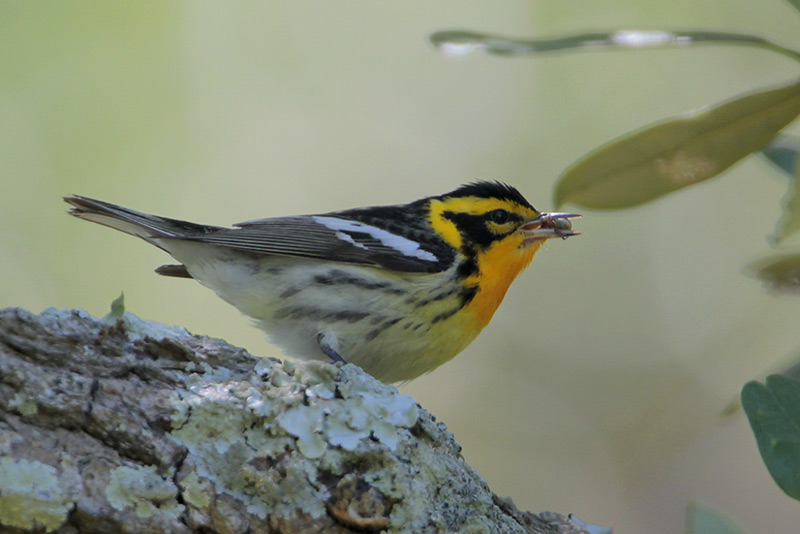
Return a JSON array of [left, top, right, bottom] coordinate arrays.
[[313, 216, 438, 262], [334, 231, 367, 250]]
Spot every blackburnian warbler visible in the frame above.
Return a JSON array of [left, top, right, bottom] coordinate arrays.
[[65, 182, 579, 383]]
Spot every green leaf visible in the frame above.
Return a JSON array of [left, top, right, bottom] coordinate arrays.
[[776, 170, 800, 243], [741, 375, 800, 501], [429, 30, 800, 62], [554, 79, 800, 209], [747, 253, 800, 293], [760, 136, 800, 243], [760, 135, 799, 177], [784, 0, 800, 14], [686, 503, 747, 534], [105, 292, 126, 320]]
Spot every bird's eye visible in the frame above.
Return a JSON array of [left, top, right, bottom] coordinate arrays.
[[489, 209, 509, 224]]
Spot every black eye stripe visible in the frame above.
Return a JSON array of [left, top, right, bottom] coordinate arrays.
[[443, 208, 525, 251]]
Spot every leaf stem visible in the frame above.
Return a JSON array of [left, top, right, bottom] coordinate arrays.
[[430, 29, 800, 63]]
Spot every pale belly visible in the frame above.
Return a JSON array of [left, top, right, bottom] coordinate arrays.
[[170, 246, 480, 382]]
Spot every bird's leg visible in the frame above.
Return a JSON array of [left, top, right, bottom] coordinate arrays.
[[317, 331, 346, 364]]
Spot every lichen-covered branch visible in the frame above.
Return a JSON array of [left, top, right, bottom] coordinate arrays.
[[0, 307, 591, 534]]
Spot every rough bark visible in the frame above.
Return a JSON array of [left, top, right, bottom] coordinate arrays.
[[0, 307, 592, 534]]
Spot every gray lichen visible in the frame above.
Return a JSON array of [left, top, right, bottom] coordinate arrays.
[[105, 464, 183, 519], [0, 458, 73, 531], [166, 356, 427, 526], [0, 306, 592, 533]]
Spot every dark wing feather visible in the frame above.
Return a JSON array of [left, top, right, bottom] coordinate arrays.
[[173, 216, 449, 273]]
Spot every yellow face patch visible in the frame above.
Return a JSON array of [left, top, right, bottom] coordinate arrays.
[[427, 196, 540, 250]]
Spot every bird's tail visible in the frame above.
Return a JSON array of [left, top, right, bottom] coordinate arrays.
[[64, 195, 216, 243], [64, 195, 216, 278]]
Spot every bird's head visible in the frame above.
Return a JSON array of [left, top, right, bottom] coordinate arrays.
[[427, 181, 580, 259]]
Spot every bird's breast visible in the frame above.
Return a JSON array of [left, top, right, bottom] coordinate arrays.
[[462, 238, 542, 329]]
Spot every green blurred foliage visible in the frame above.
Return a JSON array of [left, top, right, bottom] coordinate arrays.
[[742, 375, 800, 501], [555, 80, 800, 209], [761, 136, 800, 243], [748, 253, 800, 292], [686, 503, 747, 534]]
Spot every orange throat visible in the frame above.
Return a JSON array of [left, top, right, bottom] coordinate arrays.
[[463, 239, 542, 328]]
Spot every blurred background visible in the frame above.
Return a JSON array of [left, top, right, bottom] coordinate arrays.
[[3, 1, 800, 532]]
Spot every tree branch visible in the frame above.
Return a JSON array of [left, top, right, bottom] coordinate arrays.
[[0, 307, 591, 534]]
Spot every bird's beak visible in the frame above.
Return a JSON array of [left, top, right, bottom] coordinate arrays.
[[519, 212, 582, 242]]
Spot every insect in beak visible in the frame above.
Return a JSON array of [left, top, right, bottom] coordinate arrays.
[[520, 212, 582, 242]]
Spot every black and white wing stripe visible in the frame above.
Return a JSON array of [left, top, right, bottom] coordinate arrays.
[[179, 215, 451, 273], [65, 195, 454, 273]]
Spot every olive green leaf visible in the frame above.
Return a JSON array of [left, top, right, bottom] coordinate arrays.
[[686, 503, 747, 534], [747, 253, 800, 292], [760, 136, 800, 243], [784, 0, 800, 14], [742, 375, 800, 501], [554, 79, 800, 209], [429, 30, 800, 62]]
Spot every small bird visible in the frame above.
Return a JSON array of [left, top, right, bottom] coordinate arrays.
[[65, 182, 579, 383]]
